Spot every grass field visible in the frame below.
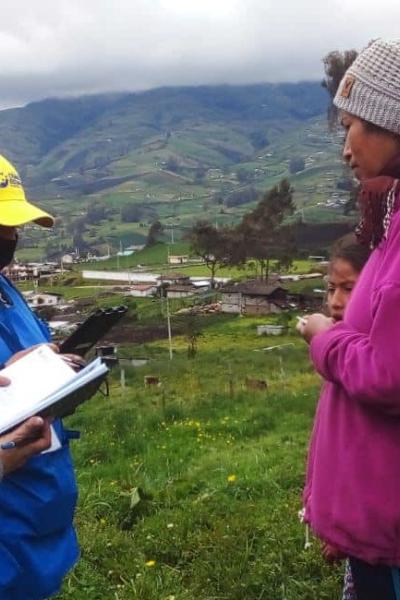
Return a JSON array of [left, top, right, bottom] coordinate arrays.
[[54, 313, 342, 600]]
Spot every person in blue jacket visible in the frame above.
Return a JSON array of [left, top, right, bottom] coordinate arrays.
[[0, 155, 79, 599]]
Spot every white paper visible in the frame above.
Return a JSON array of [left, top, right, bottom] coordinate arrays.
[[0, 345, 108, 434]]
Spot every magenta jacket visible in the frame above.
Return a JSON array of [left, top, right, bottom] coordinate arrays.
[[304, 194, 400, 565]]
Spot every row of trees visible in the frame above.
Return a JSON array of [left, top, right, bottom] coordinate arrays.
[[187, 179, 296, 286]]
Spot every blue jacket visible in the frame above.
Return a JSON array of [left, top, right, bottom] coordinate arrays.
[[0, 275, 78, 599]]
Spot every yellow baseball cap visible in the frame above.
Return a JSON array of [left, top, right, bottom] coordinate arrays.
[[0, 155, 54, 228]]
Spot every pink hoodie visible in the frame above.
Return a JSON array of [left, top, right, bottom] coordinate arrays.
[[304, 192, 400, 565]]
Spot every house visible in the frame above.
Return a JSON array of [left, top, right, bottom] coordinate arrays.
[[125, 245, 145, 252], [158, 272, 191, 285], [220, 281, 288, 315], [287, 292, 323, 311], [279, 272, 323, 283], [127, 284, 158, 298], [165, 284, 200, 299], [308, 255, 326, 262], [168, 255, 189, 265], [24, 292, 64, 308]]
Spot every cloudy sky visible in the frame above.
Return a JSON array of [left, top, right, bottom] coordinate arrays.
[[1, 0, 399, 108]]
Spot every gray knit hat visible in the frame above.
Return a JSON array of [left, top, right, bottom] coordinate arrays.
[[334, 38, 400, 135]]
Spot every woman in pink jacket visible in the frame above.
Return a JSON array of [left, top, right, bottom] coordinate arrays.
[[298, 39, 400, 599]]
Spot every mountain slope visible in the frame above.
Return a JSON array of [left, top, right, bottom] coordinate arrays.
[[0, 82, 329, 198]]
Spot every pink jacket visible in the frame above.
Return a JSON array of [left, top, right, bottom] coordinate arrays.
[[304, 194, 400, 565]]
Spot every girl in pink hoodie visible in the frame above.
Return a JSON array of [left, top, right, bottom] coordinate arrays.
[[298, 39, 400, 600]]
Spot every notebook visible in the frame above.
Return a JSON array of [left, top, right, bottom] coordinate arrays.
[[0, 345, 108, 434]]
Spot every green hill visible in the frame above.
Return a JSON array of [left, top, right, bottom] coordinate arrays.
[[0, 82, 355, 261], [0, 82, 329, 198]]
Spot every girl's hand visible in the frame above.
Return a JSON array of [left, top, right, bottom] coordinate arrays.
[[298, 313, 334, 344]]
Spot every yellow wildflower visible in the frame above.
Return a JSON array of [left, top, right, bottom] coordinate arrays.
[[145, 560, 156, 567]]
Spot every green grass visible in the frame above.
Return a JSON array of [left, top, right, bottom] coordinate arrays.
[[53, 313, 343, 600]]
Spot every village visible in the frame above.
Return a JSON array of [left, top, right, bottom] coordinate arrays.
[[5, 250, 327, 352]]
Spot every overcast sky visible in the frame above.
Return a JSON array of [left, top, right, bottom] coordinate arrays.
[[1, 0, 399, 108]]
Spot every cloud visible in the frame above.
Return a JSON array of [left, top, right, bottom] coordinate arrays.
[[0, 0, 399, 107]]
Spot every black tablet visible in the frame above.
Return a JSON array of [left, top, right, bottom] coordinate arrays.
[[59, 305, 128, 357]]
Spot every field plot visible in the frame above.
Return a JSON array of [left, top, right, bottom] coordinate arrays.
[[56, 315, 342, 600]]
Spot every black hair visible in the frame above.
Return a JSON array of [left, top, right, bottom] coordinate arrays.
[[330, 233, 371, 274]]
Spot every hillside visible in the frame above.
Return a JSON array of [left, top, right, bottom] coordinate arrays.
[[0, 82, 355, 261], [0, 83, 329, 196]]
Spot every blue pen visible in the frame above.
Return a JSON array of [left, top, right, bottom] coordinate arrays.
[[0, 441, 16, 450]]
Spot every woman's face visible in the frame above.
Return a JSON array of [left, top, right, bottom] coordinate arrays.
[[326, 258, 360, 322], [341, 112, 400, 180]]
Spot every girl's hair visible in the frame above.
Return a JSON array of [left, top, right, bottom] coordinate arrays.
[[330, 233, 371, 274]]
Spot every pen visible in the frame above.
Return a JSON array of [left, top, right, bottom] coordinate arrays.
[[0, 434, 42, 450]]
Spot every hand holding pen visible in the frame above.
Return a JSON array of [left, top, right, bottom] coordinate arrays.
[[0, 416, 52, 476]]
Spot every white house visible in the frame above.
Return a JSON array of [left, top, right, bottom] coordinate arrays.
[[168, 255, 189, 265]]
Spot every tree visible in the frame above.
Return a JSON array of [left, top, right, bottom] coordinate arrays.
[[234, 179, 296, 281], [250, 130, 268, 150], [322, 49, 358, 128], [72, 231, 89, 253], [187, 221, 230, 288], [146, 220, 164, 247], [86, 201, 107, 224], [66, 216, 86, 237], [236, 167, 252, 184], [184, 316, 203, 358], [121, 204, 143, 223], [166, 156, 180, 172], [322, 46, 364, 217], [225, 186, 258, 207], [194, 167, 207, 183]]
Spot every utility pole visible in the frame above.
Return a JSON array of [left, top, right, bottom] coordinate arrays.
[[166, 291, 173, 360]]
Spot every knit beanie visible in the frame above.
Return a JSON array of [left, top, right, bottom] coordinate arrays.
[[334, 38, 400, 135]]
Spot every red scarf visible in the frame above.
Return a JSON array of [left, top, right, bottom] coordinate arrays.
[[356, 155, 400, 248]]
